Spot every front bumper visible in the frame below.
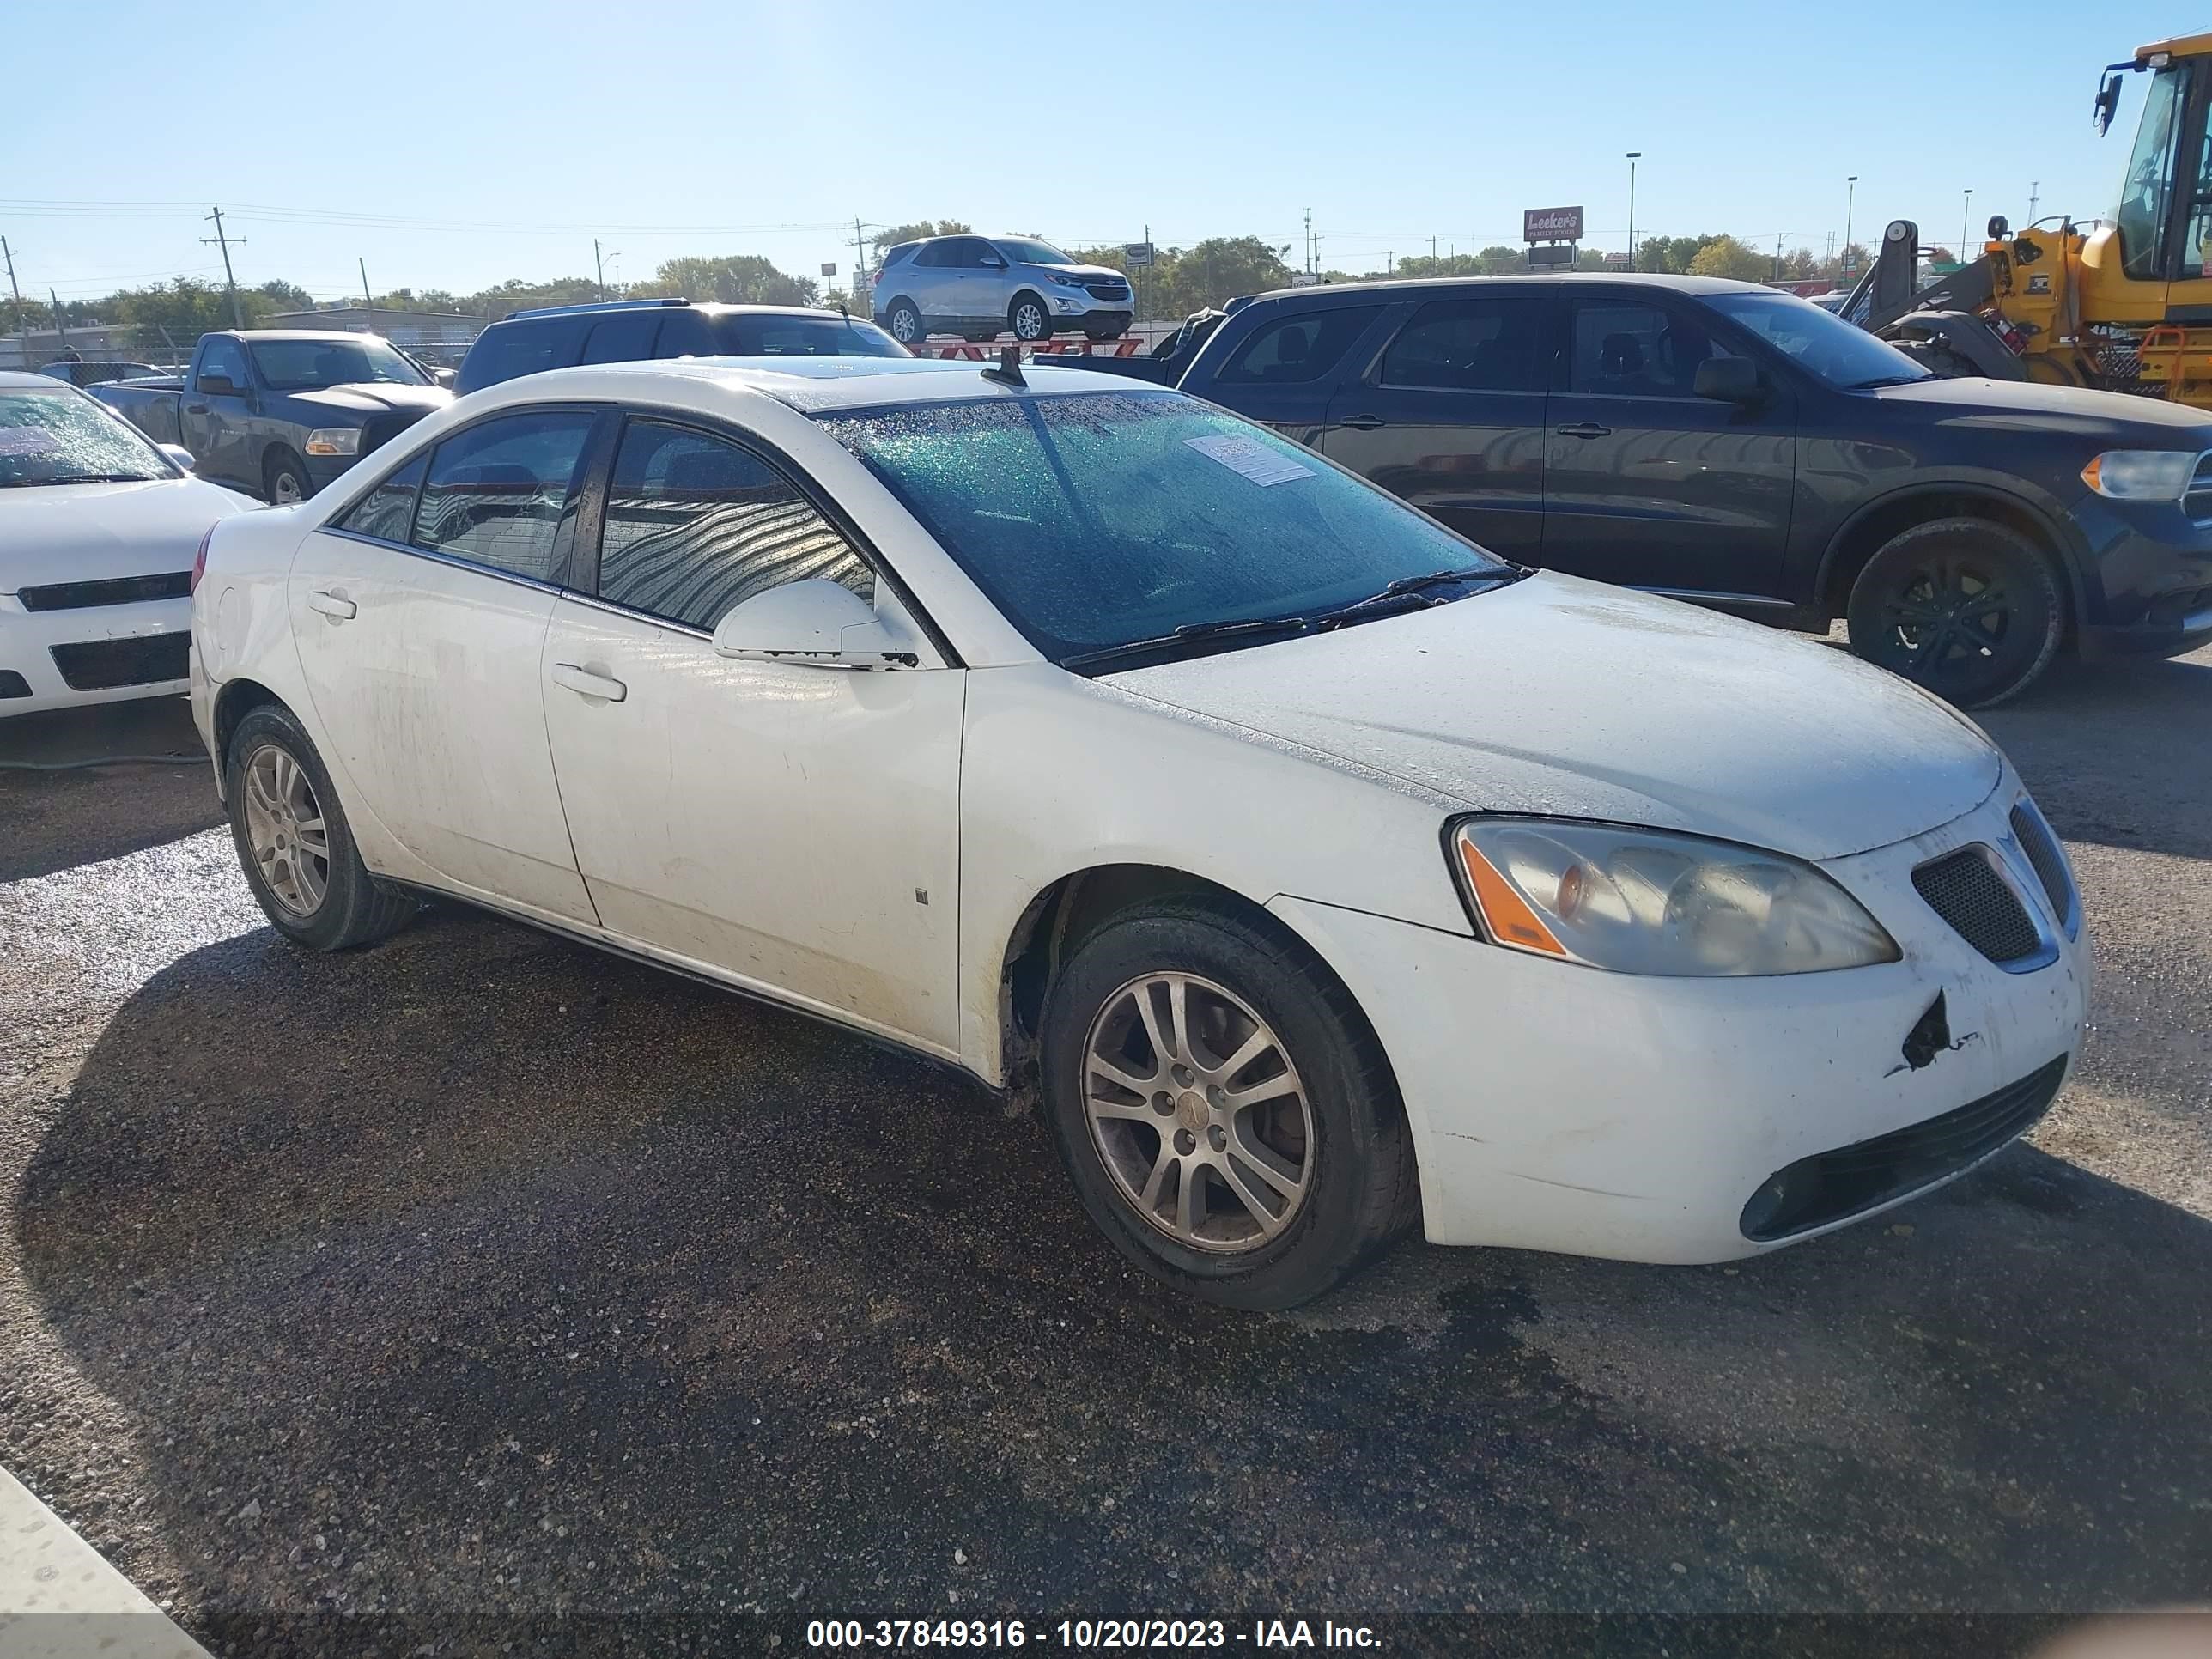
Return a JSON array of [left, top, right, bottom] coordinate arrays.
[[2067, 494, 2212, 658], [0, 592, 192, 717], [1271, 783, 2088, 1264]]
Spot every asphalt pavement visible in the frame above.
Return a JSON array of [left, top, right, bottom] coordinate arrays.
[[0, 653, 2207, 1656]]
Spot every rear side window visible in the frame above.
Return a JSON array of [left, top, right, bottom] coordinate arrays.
[[411, 410, 596, 581], [597, 419, 873, 631], [913, 242, 955, 269], [457, 319, 586, 393], [709, 313, 908, 358], [338, 453, 428, 542], [581, 312, 662, 365], [1214, 307, 1382, 386], [1382, 296, 1552, 392]]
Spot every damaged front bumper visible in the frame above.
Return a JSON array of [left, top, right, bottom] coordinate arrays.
[[1269, 774, 2091, 1265]]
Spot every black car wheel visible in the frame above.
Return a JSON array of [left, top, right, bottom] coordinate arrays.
[[884, 300, 923, 345], [1039, 896, 1419, 1310], [1845, 517, 2065, 708], [1009, 295, 1053, 343], [264, 447, 312, 506], [1084, 322, 1126, 343]]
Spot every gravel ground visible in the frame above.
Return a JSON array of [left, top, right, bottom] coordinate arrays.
[[2, 657, 2209, 1656]]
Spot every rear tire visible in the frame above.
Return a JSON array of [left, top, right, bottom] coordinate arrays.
[[1009, 294, 1053, 343], [1039, 897, 1419, 1310], [1084, 324, 1126, 343], [226, 704, 414, 951], [884, 300, 923, 345], [1844, 516, 2065, 708], [263, 447, 311, 506]]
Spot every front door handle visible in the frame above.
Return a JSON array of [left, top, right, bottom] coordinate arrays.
[[551, 662, 627, 703], [1339, 413, 1386, 430], [1554, 422, 1613, 439], [184, 403, 209, 415], [305, 589, 356, 620]]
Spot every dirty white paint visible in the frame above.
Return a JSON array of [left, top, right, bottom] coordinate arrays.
[[0, 1468, 211, 1658]]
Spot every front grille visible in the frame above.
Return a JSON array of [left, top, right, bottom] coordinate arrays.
[[0, 670, 29, 699], [1084, 283, 1132, 301], [2185, 453, 2212, 521], [1912, 847, 2042, 964], [18, 571, 191, 612], [1740, 1055, 2068, 1240], [47, 631, 190, 690], [2009, 804, 2074, 926]]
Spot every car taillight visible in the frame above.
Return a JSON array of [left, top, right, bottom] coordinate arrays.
[[190, 526, 215, 594]]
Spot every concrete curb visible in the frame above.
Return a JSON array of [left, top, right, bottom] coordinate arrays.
[[0, 1467, 212, 1658]]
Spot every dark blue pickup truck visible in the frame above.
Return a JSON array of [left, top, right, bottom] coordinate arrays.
[[94, 330, 452, 504]]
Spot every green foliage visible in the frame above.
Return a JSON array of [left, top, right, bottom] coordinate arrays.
[[1059, 235, 1294, 319], [99, 276, 276, 351], [634, 254, 817, 307], [255, 278, 313, 310], [872, 220, 972, 251], [468, 276, 604, 319], [1686, 235, 1770, 281]]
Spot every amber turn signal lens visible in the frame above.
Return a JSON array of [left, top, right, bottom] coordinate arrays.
[[1456, 836, 1566, 957]]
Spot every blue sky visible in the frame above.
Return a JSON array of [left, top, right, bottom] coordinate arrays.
[[3, 0, 2191, 303]]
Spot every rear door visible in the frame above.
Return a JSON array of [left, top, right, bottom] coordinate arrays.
[[1194, 301, 1389, 447], [288, 405, 603, 923], [1317, 289, 1556, 562], [906, 241, 960, 325], [580, 310, 663, 367], [1540, 292, 1799, 600], [945, 237, 1006, 330]]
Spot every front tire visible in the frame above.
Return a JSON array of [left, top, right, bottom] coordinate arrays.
[[1845, 517, 2065, 708], [884, 300, 923, 345], [227, 704, 414, 950], [1039, 897, 1419, 1310], [1009, 294, 1053, 343], [264, 447, 311, 506]]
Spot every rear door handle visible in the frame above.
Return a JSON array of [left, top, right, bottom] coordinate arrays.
[[551, 662, 627, 703], [305, 590, 356, 620], [1554, 422, 1613, 439], [1339, 413, 1386, 430]]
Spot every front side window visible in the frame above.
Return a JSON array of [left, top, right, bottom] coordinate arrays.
[[337, 453, 427, 542], [249, 337, 429, 392], [818, 391, 1511, 662], [1567, 301, 1747, 398], [598, 420, 872, 631], [1213, 307, 1383, 386], [1381, 295, 1551, 392], [198, 337, 250, 388], [411, 410, 595, 582], [709, 313, 908, 358], [2118, 64, 2190, 279], [1701, 291, 1929, 388], [0, 387, 173, 487]]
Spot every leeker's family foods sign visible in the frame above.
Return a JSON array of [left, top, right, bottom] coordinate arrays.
[[1523, 206, 1584, 243]]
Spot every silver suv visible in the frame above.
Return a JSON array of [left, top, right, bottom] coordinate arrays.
[[871, 235, 1133, 345]]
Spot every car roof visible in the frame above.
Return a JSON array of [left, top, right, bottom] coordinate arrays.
[[472, 355, 1158, 415], [495, 302, 864, 324], [1243, 271, 1772, 302], [234, 330, 396, 343]]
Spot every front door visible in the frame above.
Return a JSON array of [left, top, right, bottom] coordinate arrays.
[[1318, 290, 1554, 562], [186, 336, 256, 491], [288, 406, 601, 924], [1540, 294, 1798, 600], [540, 416, 965, 1054]]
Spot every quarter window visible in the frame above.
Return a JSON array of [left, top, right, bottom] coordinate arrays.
[[1214, 307, 1383, 386], [337, 453, 428, 543], [597, 420, 873, 631], [1382, 296, 1551, 392], [1568, 301, 1741, 397], [411, 410, 596, 582]]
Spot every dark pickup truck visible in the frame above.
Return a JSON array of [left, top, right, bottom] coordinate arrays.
[[1101, 273, 2212, 707], [94, 330, 452, 504]]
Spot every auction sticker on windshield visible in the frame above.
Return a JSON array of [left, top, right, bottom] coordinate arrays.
[[1182, 432, 1314, 487]]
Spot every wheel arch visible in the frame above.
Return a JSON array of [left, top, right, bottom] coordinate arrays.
[[1815, 483, 2086, 636], [210, 677, 293, 793], [1008, 287, 1051, 322]]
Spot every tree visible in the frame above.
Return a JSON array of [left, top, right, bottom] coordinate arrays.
[[1832, 241, 1871, 282], [107, 276, 276, 351], [1686, 235, 1769, 282], [465, 276, 605, 319], [872, 220, 971, 252], [1781, 246, 1821, 282], [635, 254, 817, 307], [1065, 235, 1295, 318], [255, 278, 313, 310]]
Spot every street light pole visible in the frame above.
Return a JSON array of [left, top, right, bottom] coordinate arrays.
[[1960, 189, 1973, 263], [1844, 175, 1857, 274], [1626, 152, 1641, 267]]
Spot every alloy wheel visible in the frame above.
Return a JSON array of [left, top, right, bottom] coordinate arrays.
[[1082, 972, 1314, 1254], [242, 744, 330, 915], [1014, 301, 1048, 341], [1871, 556, 2021, 685]]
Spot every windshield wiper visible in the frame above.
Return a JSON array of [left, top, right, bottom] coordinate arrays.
[[1060, 613, 1314, 672], [1846, 374, 1928, 390], [1313, 563, 1526, 628], [3, 471, 162, 487]]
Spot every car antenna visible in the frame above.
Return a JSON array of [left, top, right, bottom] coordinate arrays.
[[981, 344, 1025, 387]]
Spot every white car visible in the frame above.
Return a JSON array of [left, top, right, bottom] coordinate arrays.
[[190, 357, 2089, 1309], [2, 371, 257, 717]]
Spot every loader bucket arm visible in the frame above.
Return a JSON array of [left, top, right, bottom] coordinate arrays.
[[1842, 219, 1997, 333]]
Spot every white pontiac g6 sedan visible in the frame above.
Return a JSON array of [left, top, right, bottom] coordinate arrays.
[[190, 357, 2089, 1308]]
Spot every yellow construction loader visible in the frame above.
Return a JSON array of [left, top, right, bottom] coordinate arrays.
[[1848, 31, 2212, 406]]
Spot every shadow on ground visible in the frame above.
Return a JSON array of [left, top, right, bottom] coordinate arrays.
[[10, 899, 2211, 1651], [0, 699, 220, 882]]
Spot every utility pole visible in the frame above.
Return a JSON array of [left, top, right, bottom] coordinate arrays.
[[853, 217, 869, 313], [50, 288, 69, 355], [1626, 151, 1641, 267], [1960, 188, 1974, 262], [1304, 208, 1312, 276], [1385, 250, 1394, 280], [593, 239, 607, 302], [1, 237, 25, 353], [360, 258, 375, 334], [1431, 234, 1439, 268], [203, 206, 246, 329], [1844, 176, 1858, 273]]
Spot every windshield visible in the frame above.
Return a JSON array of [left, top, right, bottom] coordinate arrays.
[[712, 313, 908, 358], [994, 238, 1077, 267], [818, 391, 1515, 663], [0, 387, 174, 487], [248, 337, 429, 392], [1704, 291, 1932, 387]]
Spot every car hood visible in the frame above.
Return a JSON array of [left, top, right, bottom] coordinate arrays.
[[1870, 374, 2212, 438], [285, 383, 454, 418], [1026, 263, 1127, 283], [0, 476, 259, 590], [1103, 573, 2002, 863]]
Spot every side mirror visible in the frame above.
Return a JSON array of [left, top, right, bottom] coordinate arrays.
[[711, 579, 906, 670], [980, 253, 1006, 269], [431, 366, 457, 388], [2094, 71, 2124, 137], [1693, 356, 1763, 404], [158, 443, 195, 472], [197, 374, 238, 397]]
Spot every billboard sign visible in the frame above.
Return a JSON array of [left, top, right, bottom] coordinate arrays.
[[1125, 242, 1156, 268], [820, 262, 838, 278], [1526, 243, 1577, 271], [1522, 205, 1584, 243]]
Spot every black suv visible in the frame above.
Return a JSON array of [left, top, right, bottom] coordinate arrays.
[[1167, 274, 2212, 706], [454, 298, 906, 396]]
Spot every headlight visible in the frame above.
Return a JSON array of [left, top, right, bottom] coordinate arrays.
[[2081, 449, 2202, 499], [1449, 819, 1900, 976], [1045, 270, 1089, 286], [303, 428, 361, 458]]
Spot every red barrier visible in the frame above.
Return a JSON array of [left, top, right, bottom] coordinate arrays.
[[908, 337, 1146, 361]]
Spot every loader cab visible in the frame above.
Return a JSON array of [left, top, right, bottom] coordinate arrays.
[[2101, 40, 2212, 290]]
